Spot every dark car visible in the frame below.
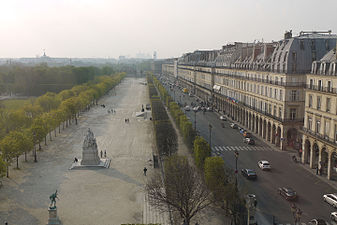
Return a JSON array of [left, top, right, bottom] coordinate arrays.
[[278, 187, 297, 200], [308, 219, 328, 225], [241, 169, 257, 180]]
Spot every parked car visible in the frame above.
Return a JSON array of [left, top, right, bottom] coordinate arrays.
[[278, 187, 297, 200], [188, 93, 194, 97], [192, 106, 200, 112], [308, 219, 328, 225], [220, 115, 227, 121], [206, 107, 213, 112], [241, 169, 257, 180], [243, 132, 252, 138], [244, 138, 255, 145], [239, 128, 246, 134], [258, 160, 271, 170], [184, 106, 191, 111], [330, 212, 337, 222], [230, 123, 238, 129], [323, 193, 337, 208]]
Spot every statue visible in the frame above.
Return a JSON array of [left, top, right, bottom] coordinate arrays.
[[49, 190, 59, 209], [81, 128, 100, 165]]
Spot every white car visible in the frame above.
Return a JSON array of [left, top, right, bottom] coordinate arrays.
[[258, 160, 271, 170], [184, 106, 191, 111], [220, 115, 227, 121], [193, 106, 200, 112], [331, 212, 337, 222], [323, 193, 337, 208]]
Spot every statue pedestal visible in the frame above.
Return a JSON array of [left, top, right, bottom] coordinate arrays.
[[47, 207, 61, 225]]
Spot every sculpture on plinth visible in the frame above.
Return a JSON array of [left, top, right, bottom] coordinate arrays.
[[81, 128, 100, 165], [47, 190, 61, 225]]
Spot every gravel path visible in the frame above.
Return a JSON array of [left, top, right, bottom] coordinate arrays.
[[0, 77, 155, 225]]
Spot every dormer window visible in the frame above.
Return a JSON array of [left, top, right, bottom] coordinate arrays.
[[325, 40, 330, 50], [300, 40, 305, 50]]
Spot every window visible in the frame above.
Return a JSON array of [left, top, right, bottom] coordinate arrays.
[[327, 81, 332, 92], [317, 96, 321, 110], [308, 117, 312, 130], [269, 104, 272, 114], [335, 125, 337, 143], [280, 90, 283, 101], [273, 106, 276, 116], [291, 90, 297, 101], [274, 89, 277, 99], [309, 79, 313, 89], [279, 107, 282, 118], [326, 40, 330, 50], [316, 120, 321, 133], [270, 88, 273, 98], [308, 94, 313, 107], [311, 40, 316, 50], [325, 120, 330, 136], [280, 77, 283, 85], [265, 87, 268, 96], [318, 80, 322, 91], [327, 98, 331, 112], [290, 108, 296, 120]]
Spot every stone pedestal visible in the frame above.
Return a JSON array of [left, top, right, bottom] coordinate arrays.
[[81, 128, 100, 165], [47, 207, 61, 225]]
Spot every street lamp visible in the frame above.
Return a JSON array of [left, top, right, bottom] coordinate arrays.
[[209, 124, 212, 149], [33, 131, 37, 163], [234, 150, 239, 186], [194, 110, 197, 130]]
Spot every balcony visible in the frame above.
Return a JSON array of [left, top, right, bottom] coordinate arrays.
[[306, 84, 337, 94], [302, 127, 337, 146]]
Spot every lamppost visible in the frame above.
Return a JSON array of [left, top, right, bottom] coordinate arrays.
[[234, 150, 239, 186], [194, 110, 197, 130], [209, 124, 212, 149]]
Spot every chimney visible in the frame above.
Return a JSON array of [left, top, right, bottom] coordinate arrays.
[[284, 30, 292, 39]]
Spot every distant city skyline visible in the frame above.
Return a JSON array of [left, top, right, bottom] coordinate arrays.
[[1, 0, 336, 59]]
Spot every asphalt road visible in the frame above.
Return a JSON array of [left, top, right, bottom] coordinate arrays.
[[161, 77, 337, 224]]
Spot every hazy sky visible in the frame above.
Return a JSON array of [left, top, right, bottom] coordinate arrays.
[[1, 0, 336, 59]]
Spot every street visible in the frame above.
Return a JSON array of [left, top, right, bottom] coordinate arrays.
[[161, 76, 337, 224]]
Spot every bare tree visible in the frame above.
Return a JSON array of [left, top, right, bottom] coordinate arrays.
[[146, 155, 212, 225]]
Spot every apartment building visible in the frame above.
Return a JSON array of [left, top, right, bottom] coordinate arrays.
[[302, 44, 337, 180], [161, 31, 336, 152]]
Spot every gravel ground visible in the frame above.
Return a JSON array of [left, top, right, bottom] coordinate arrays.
[[0, 77, 155, 225]]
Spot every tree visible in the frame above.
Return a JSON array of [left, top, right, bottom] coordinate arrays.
[[0, 155, 6, 178], [146, 155, 212, 225], [194, 136, 211, 170], [0, 134, 16, 177]]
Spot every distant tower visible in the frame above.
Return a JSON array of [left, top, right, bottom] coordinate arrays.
[[153, 51, 157, 60], [43, 49, 47, 57]]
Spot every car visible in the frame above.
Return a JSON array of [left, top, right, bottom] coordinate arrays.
[[230, 123, 238, 129], [206, 107, 213, 112], [145, 104, 151, 110], [308, 219, 328, 225], [241, 169, 257, 180], [239, 128, 246, 134], [244, 138, 255, 145], [184, 105, 191, 111], [188, 93, 194, 97], [258, 160, 271, 170], [330, 212, 337, 222], [323, 193, 337, 208], [220, 115, 227, 121], [278, 187, 297, 200], [192, 106, 200, 112]]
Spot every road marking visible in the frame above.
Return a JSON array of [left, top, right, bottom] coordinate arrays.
[[212, 145, 274, 153]]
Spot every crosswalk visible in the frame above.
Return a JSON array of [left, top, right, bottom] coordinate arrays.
[[212, 145, 273, 155]]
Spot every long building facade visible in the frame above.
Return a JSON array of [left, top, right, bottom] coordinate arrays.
[[161, 31, 337, 162], [302, 44, 337, 180]]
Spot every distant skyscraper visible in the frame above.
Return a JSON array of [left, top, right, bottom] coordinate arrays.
[[153, 51, 157, 60]]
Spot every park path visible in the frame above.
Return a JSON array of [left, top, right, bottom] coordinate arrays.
[[0, 77, 158, 225]]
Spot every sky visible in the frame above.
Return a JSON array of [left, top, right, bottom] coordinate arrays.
[[0, 0, 336, 59]]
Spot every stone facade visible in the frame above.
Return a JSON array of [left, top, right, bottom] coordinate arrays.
[[161, 31, 337, 153], [302, 44, 337, 180]]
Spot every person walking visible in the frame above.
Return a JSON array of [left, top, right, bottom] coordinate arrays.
[[143, 167, 147, 176], [104, 150, 106, 158], [316, 166, 319, 175], [100, 150, 103, 158]]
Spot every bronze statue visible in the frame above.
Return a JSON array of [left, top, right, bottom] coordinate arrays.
[[49, 190, 59, 209]]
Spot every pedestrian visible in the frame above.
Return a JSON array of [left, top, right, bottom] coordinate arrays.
[[316, 166, 319, 175], [298, 149, 302, 158], [104, 150, 106, 158], [143, 167, 147, 176], [100, 150, 103, 158], [74, 157, 78, 163]]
